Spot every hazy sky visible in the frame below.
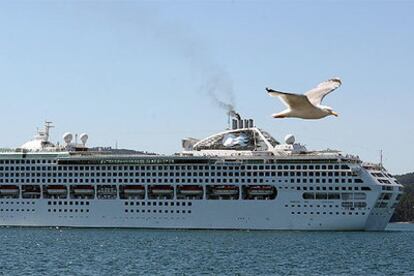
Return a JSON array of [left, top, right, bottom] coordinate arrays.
[[0, 1, 413, 174]]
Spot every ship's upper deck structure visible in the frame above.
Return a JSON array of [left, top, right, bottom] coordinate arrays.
[[0, 116, 363, 166]]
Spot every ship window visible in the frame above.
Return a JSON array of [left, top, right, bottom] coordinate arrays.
[[315, 193, 327, 200], [328, 193, 340, 200], [354, 193, 366, 200], [303, 193, 315, 200], [354, 202, 367, 208]]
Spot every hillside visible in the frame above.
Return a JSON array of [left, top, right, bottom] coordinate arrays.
[[392, 173, 414, 222]]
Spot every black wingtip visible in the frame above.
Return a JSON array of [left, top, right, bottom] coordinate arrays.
[[330, 77, 342, 85]]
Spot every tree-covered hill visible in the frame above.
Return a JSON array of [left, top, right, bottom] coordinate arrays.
[[393, 173, 414, 222]]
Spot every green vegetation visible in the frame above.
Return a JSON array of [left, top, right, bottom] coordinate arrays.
[[393, 173, 414, 222]]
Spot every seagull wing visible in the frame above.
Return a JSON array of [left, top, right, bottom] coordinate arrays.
[[304, 78, 342, 106], [266, 88, 314, 110]]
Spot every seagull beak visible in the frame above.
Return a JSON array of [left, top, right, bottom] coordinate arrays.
[[331, 111, 339, 117]]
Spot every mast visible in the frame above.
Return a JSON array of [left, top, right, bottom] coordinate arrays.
[[44, 121, 54, 142], [380, 149, 383, 169], [36, 121, 54, 142]]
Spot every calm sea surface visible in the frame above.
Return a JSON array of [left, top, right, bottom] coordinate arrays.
[[0, 224, 413, 275]]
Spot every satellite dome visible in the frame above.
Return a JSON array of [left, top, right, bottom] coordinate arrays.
[[80, 133, 89, 145], [63, 132, 73, 144], [284, 134, 295, 145]]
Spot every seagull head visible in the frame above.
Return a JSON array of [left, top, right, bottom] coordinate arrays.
[[322, 106, 339, 117]]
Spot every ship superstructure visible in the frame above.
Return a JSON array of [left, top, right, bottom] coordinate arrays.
[[0, 117, 402, 230]]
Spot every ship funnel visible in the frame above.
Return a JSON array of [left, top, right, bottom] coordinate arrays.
[[232, 119, 238, 130], [248, 119, 254, 128], [230, 112, 254, 130]]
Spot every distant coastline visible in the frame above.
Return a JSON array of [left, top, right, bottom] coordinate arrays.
[[393, 173, 414, 222]]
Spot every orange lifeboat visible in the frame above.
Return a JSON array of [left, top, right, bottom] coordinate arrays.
[[247, 185, 275, 196], [211, 185, 239, 196], [150, 185, 174, 195], [178, 185, 203, 196], [0, 185, 19, 195], [46, 185, 67, 195], [123, 185, 145, 195], [72, 185, 94, 195]]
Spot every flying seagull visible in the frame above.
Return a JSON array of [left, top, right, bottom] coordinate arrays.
[[266, 78, 342, 119]]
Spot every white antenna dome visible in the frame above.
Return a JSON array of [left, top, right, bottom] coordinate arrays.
[[80, 133, 89, 146], [63, 132, 73, 144], [284, 134, 295, 145]]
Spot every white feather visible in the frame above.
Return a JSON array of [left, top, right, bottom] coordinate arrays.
[[266, 77, 342, 120]]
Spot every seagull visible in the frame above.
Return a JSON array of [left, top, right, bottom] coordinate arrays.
[[266, 78, 342, 119]]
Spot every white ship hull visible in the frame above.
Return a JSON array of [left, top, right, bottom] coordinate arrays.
[[0, 119, 403, 231], [0, 184, 398, 231]]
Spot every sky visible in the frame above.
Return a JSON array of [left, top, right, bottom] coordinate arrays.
[[0, 1, 413, 174]]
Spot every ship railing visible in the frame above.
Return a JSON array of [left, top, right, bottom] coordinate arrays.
[[0, 148, 17, 153]]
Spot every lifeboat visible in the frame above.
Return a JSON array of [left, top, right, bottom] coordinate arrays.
[[247, 185, 275, 196], [22, 185, 41, 196], [178, 185, 203, 196], [23, 191, 40, 196], [0, 185, 19, 195], [211, 185, 239, 196], [72, 185, 94, 195], [46, 185, 67, 195], [150, 185, 174, 195], [123, 185, 145, 195]]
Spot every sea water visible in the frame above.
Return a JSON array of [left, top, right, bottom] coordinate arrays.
[[0, 224, 413, 275]]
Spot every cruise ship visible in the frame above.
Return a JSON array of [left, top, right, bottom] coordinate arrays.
[[0, 115, 403, 231]]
